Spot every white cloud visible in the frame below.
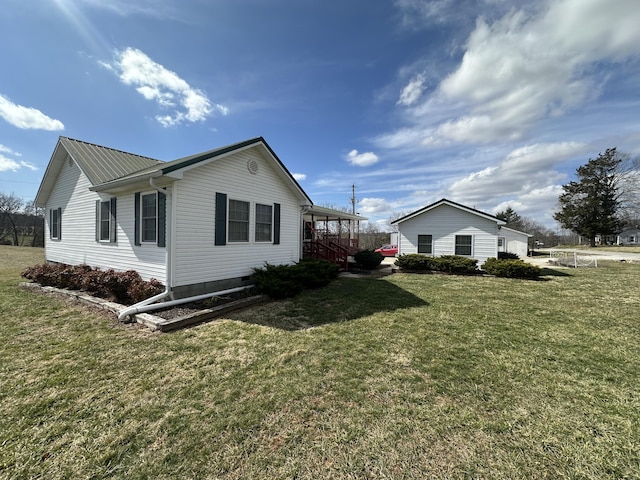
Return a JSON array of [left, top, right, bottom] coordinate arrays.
[[0, 156, 20, 172], [0, 144, 21, 156], [0, 155, 37, 173], [397, 73, 427, 107], [448, 142, 586, 202], [359, 197, 391, 214], [293, 173, 307, 181], [346, 149, 379, 167], [445, 142, 588, 225], [104, 47, 227, 127], [384, 0, 640, 148], [0, 94, 64, 131]]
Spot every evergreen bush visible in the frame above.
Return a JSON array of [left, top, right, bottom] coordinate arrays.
[[433, 255, 478, 274], [252, 259, 339, 299], [394, 254, 436, 271], [353, 250, 384, 270], [483, 258, 541, 279]]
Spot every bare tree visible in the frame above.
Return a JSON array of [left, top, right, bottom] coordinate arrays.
[[0, 193, 24, 246], [23, 200, 45, 247]]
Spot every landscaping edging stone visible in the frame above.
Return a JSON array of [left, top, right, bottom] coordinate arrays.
[[19, 282, 266, 332]]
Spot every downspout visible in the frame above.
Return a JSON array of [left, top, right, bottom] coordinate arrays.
[[117, 177, 171, 321], [118, 285, 253, 319]]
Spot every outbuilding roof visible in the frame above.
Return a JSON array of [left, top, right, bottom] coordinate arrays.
[[391, 198, 505, 225]]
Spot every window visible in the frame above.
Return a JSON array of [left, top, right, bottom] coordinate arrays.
[[50, 208, 61, 240], [255, 204, 273, 242], [97, 198, 117, 242], [455, 235, 472, 256], [228, 199, 249, 242], [417, 234, 432, 254], [141, 193, 157, 243]]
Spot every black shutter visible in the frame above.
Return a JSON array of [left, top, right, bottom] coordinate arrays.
[[49, 209, 53, 240], [110, 197, 117, 243], [95, 200, 100, 242], [57, 208, 62, 239], [157, 192, 166, 247], [273, 203, 281, 245], [215, 192, 227, 246], [134, 192, 141, 246]]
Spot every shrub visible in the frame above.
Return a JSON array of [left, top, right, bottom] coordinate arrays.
[[394, 254, 478, 274], [498, 251, 520, 260], [129, 277, 164, 303], [483, 257, 541, 279], [252, 259, 340, 299], [394, 254, 437, 271], [433, 255, 478, 274], [252, 263, 304, 299], [22, 263, 165, 304], [353, 250, 384, 270], [294, 258, 340, 289]]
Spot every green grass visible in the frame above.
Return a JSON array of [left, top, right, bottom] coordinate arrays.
[[2, 245, 640, 479]]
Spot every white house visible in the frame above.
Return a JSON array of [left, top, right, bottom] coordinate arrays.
[[391, 198, 530, 266], [35, 136, 363, 300], [617, 228, 640, 246], [499, 227, 532, 258]]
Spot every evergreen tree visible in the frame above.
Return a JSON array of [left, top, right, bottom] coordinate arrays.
[[495, 207, 522, 228], [554, 148, 622, 247]]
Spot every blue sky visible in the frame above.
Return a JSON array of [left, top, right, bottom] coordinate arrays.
[[1, 0, 640, 230]]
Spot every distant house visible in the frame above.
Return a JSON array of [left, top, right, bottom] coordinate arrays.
[[35, 136, 364, 300], [391, 198, 530, 266], [617, 228, 640, 246]]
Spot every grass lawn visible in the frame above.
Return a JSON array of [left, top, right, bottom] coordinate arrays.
[[1, 245, 639, 479]]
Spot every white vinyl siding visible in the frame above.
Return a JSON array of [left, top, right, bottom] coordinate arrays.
[[501, 227, 530, 258], [44, 159, 165, 282], [172, 148, 302, 288], [397, 203, 499, 265]]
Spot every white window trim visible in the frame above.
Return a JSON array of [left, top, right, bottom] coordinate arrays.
[[98, 200, 112, 242], [254, 203, 273, 243], [417, 234, 433, 255], [228, 198, 250, 243], [454, 234, 473, 256], [50, 208, 61, 240], [140, 192, 158, 244]]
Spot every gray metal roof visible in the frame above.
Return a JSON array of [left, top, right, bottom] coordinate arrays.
[[60, 137, 161, 185]]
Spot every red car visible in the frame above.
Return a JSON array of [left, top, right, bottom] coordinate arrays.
[[375, 244, 398, 257]]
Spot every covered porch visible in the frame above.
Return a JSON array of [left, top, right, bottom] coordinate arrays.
[[302, 205, 367, 270]]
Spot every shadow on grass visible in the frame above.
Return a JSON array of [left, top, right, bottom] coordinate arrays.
[[227, 277, 429, 331], [540, 267, 573, 277]]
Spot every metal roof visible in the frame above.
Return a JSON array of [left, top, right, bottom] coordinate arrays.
[[391, 198, 505, 225], [304, 205, 367, 221], [60, 137, 162, 185]]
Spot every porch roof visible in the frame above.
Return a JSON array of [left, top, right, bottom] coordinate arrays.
[[304, 205, 367, 222]]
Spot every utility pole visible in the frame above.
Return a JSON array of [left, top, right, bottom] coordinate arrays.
[[350, 184, 356, 215]]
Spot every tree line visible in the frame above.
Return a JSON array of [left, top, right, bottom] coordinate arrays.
[[0, 193, 45, 247]]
